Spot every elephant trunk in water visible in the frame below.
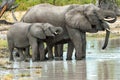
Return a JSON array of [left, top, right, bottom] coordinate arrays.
[[101, 22, 110, 49]]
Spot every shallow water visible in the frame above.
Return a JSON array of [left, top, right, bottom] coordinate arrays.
[[0, 37, 120, 80]]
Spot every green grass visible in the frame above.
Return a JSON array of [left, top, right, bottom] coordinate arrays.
[[0, 0, 120, 11], [0, 39, 8, 48]]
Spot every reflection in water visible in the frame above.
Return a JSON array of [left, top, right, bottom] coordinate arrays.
[[0, 37, 120, 80]]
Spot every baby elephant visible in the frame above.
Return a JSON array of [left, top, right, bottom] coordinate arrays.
[[7, 22, 63, 61]]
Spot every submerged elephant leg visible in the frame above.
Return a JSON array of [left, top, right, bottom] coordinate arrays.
[[66, 27, 83, 60], [48, 48, 54, 60], [29, 38, 39, 61], [54, 44, 63, 60], [38, 41, 45, 61], [47, 43, 54, 60], [25, 47, 31, 58], [81, 32, 86, 59], [17, 48, 25, 61], [24, 47, 31, 61], [66, 41, 74, 60]]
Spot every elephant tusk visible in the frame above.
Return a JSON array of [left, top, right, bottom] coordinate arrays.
[[54, 32, 58, 35], [106, 28, 111, 32], [104, 17, 115, 21], [106, 28, 115, 34]]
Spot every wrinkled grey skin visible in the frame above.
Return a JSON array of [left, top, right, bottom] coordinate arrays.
[[21, 3, 117, 60], [7, 22, 63, 61]]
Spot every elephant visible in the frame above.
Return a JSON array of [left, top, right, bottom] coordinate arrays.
[[21, 3, 117, 60], [7, 22, 63, 61]]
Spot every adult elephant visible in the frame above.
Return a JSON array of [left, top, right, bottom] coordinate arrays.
[[21, 3, 117, 60]]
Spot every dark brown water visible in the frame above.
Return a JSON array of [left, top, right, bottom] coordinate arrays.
[[0, 37, 120, 80]]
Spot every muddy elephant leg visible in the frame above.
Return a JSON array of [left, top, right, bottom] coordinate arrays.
[[54, 44, 63, 60], [66, 27, 84, 60], [38, 41, 45, 61], [66, 41, 74, 60]]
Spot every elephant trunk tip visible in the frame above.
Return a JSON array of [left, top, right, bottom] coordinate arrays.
[[102, 46, 106, 49]]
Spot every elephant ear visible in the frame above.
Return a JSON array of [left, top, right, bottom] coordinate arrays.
[[65, 6, 92, 31], [42, 23, 55, 37], [30, 23, 46, 39], [83, 4, 101, 25]]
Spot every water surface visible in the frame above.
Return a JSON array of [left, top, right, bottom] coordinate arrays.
[[0, 37, 120, 80]]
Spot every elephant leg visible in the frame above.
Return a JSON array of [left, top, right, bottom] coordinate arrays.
[[38, 41, 45, 61], [29, 38, 39, 61], [81, 32, 86, 59], [66, 27, 84, 60], [9, 47, 14, 61], [44, 47, 49, 60], [31, 44, 39, 61], [54, 45, 59, 57], [18, 48, 25, 61], [66, 41, 74, 60], [54, 44, 63, 60], [47, 44, 54, 60], [25, 47, 31, 58], [24, 47, 30, 61], [7, 40, 14, 61]]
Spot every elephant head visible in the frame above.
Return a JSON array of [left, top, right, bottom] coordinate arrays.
[[29, 23, 63, 39], [0, 0, 18, 18], [65, 4, 117, 49]]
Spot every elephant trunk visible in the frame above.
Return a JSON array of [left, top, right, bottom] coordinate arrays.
[[51, 27, 63, 35], [102, 22, 110, 49]]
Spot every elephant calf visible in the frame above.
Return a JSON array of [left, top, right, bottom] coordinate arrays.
[[7, 22, 63, 61]]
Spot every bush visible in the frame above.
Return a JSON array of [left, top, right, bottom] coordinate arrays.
[[0, 0, 120, 10]]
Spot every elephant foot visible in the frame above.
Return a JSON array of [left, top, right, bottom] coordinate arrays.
[[54, 57, 63, 60], [45, 57, 48, 60], [66, 57, 72, 60], [32, 58, 40, 62], [16, 57, 25, 62], [25, 58, 31, 62], [75, 57, 83, 60], [48, 57, 54, 61], [9, 59, 14, 61], [32, 59, 40, 62], [40, 58, 46, 61], [82, 56, 86, 59]]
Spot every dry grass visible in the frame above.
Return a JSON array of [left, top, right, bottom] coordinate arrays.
[[1, 11, 26, 22], [1, 74, 13, 80]]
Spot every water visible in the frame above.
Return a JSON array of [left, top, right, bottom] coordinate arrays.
[[0, 37, 120, 80]]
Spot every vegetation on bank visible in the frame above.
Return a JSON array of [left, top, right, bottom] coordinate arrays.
[[0, 39, 8, 48], [0, 0, 120, 10]]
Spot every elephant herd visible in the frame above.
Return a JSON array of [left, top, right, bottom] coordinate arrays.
[[1, 2, 117, 61]]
